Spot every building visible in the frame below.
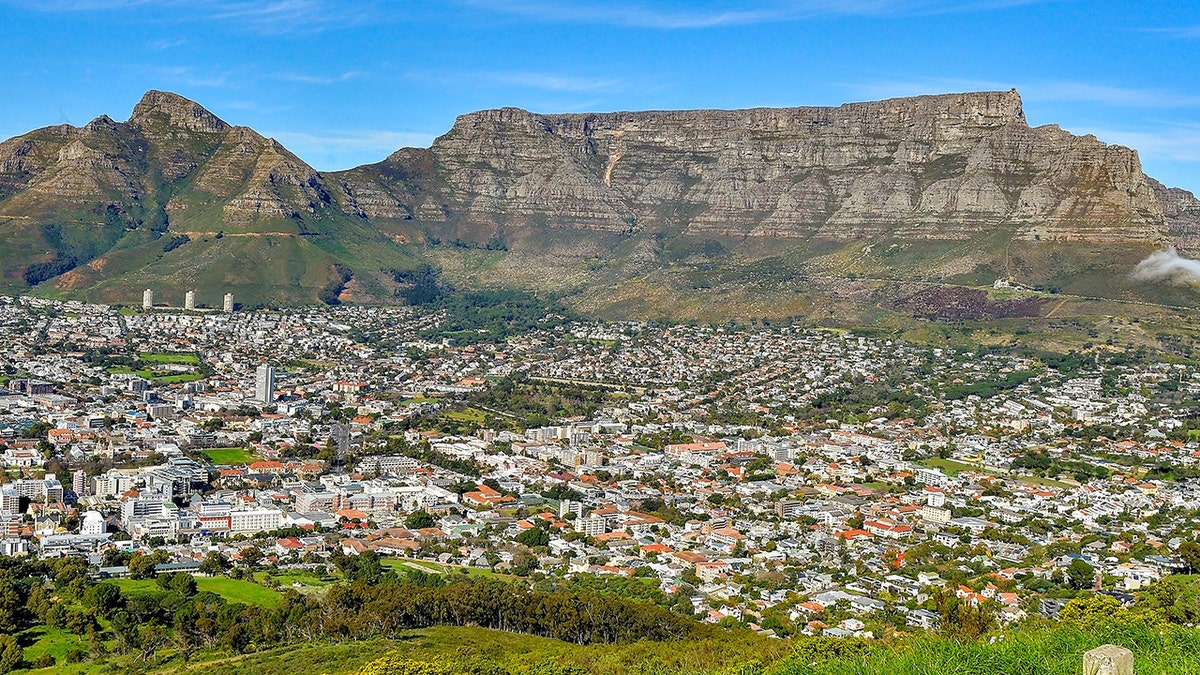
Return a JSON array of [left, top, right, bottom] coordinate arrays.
[[255, 364, 275, 403], [230, 507, 283, 533], [184, 290, 196, 311], [72, 470, 88, 497], [223, 293, 234, 312], [142, 288, 154, 310], [80, 511, 105, 535]]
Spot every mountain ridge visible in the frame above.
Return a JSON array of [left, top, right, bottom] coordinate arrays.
[[0, 89, 1197, 318]]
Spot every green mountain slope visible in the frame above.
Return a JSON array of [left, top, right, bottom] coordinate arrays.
[[0, 91, 417, 306]]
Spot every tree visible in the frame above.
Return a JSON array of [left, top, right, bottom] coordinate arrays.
[[516, 526, 550, 548], [128, 551, 168, 580], [1067, 558, 1096, 590], [1059, 594, 1122, 624], [168, 572, 198, 597], [1180, 541, 1200, 574], [83, 582, 125, 619], [240, 546, 264, 569], [0, 634, 20, 674], [405, 510, 436, 530], [199, 551, 231, 576]]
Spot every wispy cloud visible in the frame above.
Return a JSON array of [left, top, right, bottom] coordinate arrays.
[[842, 77, 1200, 109], [1074, 124, 1200, 163], [459, 0, 1048, 29], [406, 69, 623, 93], [138, 65, 231, 88], [1141, 25, 1200, 40], [5, 0, 395, 33], [149, 38, 186, 50], [264, 129, 438, 160], [276, 70, 367, 85]]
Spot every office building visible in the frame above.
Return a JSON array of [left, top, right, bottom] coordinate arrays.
[[184, 290, 196, 310], [142, 288, 154, 309]]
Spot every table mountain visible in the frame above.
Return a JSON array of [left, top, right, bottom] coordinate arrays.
[[1, 89, 1197, 317]]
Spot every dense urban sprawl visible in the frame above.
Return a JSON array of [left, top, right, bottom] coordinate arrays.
[[3, 294, 1200, 643]]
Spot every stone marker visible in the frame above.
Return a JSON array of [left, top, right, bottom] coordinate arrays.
[[1083, 644, 1133, 675]]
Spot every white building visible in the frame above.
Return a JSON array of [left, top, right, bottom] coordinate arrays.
[[81, 511, 106, 535], [223, 293, 234, 312], [230, 507, 283, 533], [142, 288, 154, 310], [255, 364, 275, 403], [184, 290, 196, 311]]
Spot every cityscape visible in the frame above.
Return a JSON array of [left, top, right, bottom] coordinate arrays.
[[2, 293, 1199, 656]]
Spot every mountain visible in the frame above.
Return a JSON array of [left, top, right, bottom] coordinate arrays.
[[2, 89, 1198, 319], [0, 90, 415, 306]]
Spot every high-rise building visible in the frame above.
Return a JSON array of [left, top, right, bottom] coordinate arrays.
[[73, 470, 88, 497], [184, 290, 196, 310], [255, 364, 275, 403], [223, 293, 234, 312], [142, 288, 154, 310]]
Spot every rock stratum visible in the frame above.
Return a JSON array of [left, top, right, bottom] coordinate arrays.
[[1, 89, 1197, 318]]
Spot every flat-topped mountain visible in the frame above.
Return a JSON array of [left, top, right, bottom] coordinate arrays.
[[0, 89, 1197, 316], [342, 90, 1172, 244]]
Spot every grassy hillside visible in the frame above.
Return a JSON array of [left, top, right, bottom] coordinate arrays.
[[14, 620, 1200, 675]]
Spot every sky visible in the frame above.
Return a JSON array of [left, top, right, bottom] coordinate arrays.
[[1, 0, 1199, 191]]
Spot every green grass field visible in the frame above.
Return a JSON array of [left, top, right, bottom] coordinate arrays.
[[139, 351, 201, 365], [919, 457, 999, 476], [115, 576, 281, 607], [203, 447, 257, 465], [380, 558, 511, 580], [196, 577, 282, 607], [107, 364, 206, 385], [442, 407, 488, 423]]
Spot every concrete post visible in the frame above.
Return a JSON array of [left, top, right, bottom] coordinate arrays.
[[1083, 645, 1133, 675]]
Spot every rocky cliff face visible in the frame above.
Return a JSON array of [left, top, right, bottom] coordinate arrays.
[[0, 88, 1195, 312], [345, 90, 1169, 245]]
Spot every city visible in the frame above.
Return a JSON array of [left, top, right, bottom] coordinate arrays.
[[3, 293, 1199, 650]]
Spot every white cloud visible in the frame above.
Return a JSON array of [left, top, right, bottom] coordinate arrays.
[[264, 129, 438, 167], [459, 0, 1049, 29], [1133, 248, 1200, 283], [276, 71, 367, 85], [1073, 124, 1200, 163], [405, 69, 623, 93], [6, 0, 395, 33]]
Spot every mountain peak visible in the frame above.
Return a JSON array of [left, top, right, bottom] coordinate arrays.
[[129, 90, 228, 133]]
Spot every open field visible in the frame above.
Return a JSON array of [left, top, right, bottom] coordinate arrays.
[[380, 557, 511, 580], [203, 447, 257, 464], [114, 576, 282, 607], [138, 351, 201, 365], [196, 577, 283, 606]]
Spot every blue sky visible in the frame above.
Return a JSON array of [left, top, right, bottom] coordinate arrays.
[[2, 0, 1199, 191]]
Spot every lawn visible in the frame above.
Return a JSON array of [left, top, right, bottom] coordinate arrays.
[[115, 577, 282, 607], [139, 351, 201, 365], [19, 625, 86, 668], [203, 447, 257, 465], [256, 570, 336, 595], [920, 457, 1001, 477], [106, 364, 205, 384], [381, 558, 510, 580], [443, 407, 487, 423], [196, 577, 283, 607]]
